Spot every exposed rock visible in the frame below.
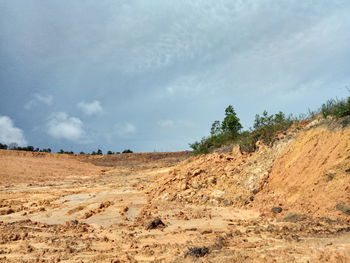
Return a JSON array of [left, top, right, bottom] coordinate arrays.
[[325, 173, 336, 181], [146, 218, 166, 230], [277, 213, 310, 223], [271, 207, 283, 214], [335, 203, 350, 216], [185, 246, 209, 258]]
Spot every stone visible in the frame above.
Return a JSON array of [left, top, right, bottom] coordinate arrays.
[[271, 207, 283, 213], [146, 218, 166, 230], [336, 203, 350, 216], [277, 213, 310, 223], [325, 173, 336, 181], [185, 246, 209, 258]]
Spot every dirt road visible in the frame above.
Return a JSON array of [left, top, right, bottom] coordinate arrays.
[[0, 151, 349, 262]]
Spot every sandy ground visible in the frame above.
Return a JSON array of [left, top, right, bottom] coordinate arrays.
[[0, 147, 349, 262]]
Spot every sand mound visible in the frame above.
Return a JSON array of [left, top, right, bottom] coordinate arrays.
[[150, 121, 350, 220], [0, 150, 105, 185]]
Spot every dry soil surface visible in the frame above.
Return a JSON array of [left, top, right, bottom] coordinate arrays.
[[0, 147, 349, 262]]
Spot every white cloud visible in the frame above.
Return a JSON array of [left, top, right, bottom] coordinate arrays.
[[114, 123, 136, 136], [0, 115, 27, 146], [77, 100, 104, 115], [47, 112, 84, 141], [157, 119, 175, 128], [157, 119, 194, 129], [25, 93, 53, 109], [35, 94, 53, 105]]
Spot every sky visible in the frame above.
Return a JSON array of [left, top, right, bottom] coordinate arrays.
[[0, 0, 350, 153]]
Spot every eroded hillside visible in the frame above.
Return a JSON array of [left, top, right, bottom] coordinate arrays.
[[150, 120, 350, 221], [0, 122, 349, 262]]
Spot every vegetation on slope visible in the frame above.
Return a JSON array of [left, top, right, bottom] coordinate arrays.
[[190, 96, 350, 155]]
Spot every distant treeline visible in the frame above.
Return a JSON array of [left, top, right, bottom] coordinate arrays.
[[0, 143, 52, 153], [0, 143, 133, 155]]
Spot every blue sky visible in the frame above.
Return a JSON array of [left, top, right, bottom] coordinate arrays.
[[0, 0, 349, 153]]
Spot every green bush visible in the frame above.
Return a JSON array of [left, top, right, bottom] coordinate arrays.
[[237, 131, 257, 153], [189, 105, 243, 155], [190, 96, 349, 156], [190, 106, 294, 155], [320, 97, 350, 118], [189, 133, 234, 155], [251, 111, 293, 146]]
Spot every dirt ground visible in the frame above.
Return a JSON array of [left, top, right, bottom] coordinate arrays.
[[0, 136, 349, 262]]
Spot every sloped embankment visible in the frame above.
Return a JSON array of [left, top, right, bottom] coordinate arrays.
[[149, 123, 303, 206], [252, 125, 350, 219], [150, 121, 350, 220]]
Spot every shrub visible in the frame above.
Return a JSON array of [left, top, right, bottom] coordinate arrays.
[[251, 111, 293, 146], [237, 131, 257, 153], [58, 149, 74, 154], [189, 106, 294, 155], [320, 97, 350, 118], [41, 148, 51, 153], [122, 149, 133, 154]]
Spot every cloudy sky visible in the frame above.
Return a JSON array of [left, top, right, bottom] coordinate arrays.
[[0, 0, 349, 153]]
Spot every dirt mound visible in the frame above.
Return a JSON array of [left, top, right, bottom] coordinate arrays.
[[149, 122, 350, 220], [0, 150, 105, 185], [149, 127, 299, 207], [252, 125, 350, 220], [87, 151, 191, 170]]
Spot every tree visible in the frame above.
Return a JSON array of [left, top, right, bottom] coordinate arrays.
[[210, 120, 222, 136], [122, 149, 133, 154], [0, 143, 8, 150], [26, 146, 34, 152], [254, 110, 273, 129], [107, 150, 114, 155], [221, 105, 242, 136], [97, 149, 103, 155]]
